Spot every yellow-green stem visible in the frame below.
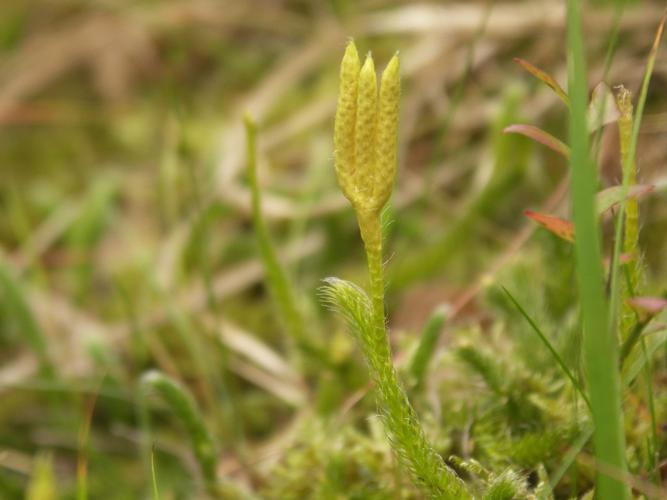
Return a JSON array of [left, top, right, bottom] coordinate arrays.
[[357, 210, 386, 348]]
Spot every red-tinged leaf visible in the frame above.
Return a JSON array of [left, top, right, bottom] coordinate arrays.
[[524, 210, 574, 242], [596, 184, 654, 215], [626, 297, 667, 316], [504, 124, 570, 158], [524, 185, 653, 244], [587, 82, 621, 133], [514, 57, 569, 105]]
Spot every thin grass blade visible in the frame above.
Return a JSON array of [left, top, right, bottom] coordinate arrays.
[[566, 1, 628, 496], [502, 286, 591, 410]]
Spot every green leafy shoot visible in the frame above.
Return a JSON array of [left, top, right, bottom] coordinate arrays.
[[482, 470, 527, 500], [319, 277, 470, 499], [140, 370, 218, 492], [408, 306, 447, 389]]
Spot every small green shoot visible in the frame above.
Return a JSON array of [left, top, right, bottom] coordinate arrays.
[[408, 306, 447, 389], [320, 279, 468, 498], [140, 370, 218, 492]]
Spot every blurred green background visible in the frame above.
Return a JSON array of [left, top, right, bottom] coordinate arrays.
[[1, 1, 667, 498]]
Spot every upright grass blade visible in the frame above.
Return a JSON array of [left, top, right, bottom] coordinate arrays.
[[76, 388, 100, 500], [566, 1, 628, 497], [140, 370, 218, 493], [244, 114, 313, 358], [501, 287, 590, 410], [150, 449, 160, 500]]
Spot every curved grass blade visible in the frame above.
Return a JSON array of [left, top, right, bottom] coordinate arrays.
[[514, 57, 569, 105], [503, 124, 570, 158], [140, 370, 218, 492]]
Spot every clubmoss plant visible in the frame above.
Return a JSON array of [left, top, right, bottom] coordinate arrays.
[[322, 40, 469, 499]]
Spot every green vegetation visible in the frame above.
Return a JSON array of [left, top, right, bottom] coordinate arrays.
[[2, 1, 667, 498]]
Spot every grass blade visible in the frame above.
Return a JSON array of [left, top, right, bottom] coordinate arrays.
[[566, 1, 628, 497], [151, 449, 160, 500], [501, 286, 590, 410], [244, 114, 316, 360], [140, 370, 218, 492], [503, 124, 570, 158], [513, 57, 569, 105]]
